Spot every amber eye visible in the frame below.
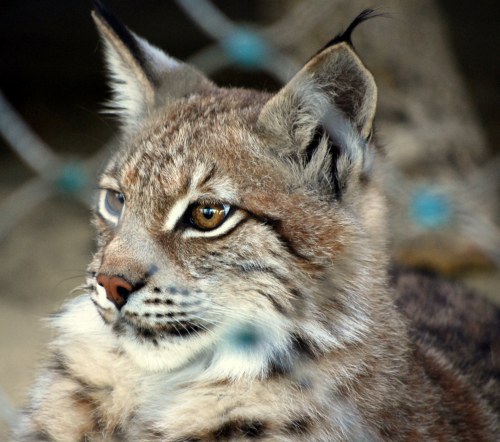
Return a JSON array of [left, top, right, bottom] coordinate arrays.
[[102, 189, 125, 218], [189, 203, 230, 231]]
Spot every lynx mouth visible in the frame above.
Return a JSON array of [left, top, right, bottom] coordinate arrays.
[[135, 322, 208, 339], [115, 313, 212, 343]]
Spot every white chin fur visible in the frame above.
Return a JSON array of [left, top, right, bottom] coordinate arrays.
[[117, 312, 292, 380], [64, 293, 292, 381], [119, 332, 215, 373]]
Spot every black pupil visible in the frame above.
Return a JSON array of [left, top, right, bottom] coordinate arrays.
[[202, 207, 215, 219]]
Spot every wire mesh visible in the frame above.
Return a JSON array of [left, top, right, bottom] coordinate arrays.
[[0, 0, 498, 432]]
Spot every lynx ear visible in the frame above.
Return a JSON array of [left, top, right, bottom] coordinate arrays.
[[92, 1, 214, 133], [258, 11, 378, 196]]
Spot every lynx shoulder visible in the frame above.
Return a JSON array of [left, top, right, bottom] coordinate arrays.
[[14, 4, 499, 441]]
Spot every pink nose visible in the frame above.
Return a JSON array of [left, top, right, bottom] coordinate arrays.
[[96, 274, 134, 309]]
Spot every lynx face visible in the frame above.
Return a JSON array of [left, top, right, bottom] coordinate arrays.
[[89, 91, 298, 374], [87, 7, 381, 377]]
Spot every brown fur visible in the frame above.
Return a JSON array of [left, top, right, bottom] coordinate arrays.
[[13, 6, 499, 442]]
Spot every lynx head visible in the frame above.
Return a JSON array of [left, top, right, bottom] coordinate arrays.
[[89, 3, 383, 378]]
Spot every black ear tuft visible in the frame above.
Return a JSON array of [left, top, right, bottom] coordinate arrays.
[[317, 9, 382, 52], [92, 0, 147, 71], [92, 0, 104, 11]]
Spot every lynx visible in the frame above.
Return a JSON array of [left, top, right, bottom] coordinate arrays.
[[14, 3, 499, 441]]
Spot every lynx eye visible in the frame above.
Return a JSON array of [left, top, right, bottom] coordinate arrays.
[[99, 189, 125, 222], [189, 203, 230, 231]]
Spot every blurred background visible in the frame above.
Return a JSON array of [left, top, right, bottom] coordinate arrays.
[[0, 0, 498, 436]]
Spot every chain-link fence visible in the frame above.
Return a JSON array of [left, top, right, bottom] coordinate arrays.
[[1, 0, 498, 435]]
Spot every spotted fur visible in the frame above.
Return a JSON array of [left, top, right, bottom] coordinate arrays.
[[14, 4, 499, 441]]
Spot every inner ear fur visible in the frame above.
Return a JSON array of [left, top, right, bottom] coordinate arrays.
[[259, 42, 377, 144], [257, 41, 377, 197], [310, 43, 377, 139]]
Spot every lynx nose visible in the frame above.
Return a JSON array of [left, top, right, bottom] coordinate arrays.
[[96, 274, 134, 309]]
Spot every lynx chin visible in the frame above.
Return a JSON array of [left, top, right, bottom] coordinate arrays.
[[14, 3, 499, 441]]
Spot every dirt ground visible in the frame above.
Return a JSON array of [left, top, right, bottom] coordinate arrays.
[[0, 194, 94, 436]]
